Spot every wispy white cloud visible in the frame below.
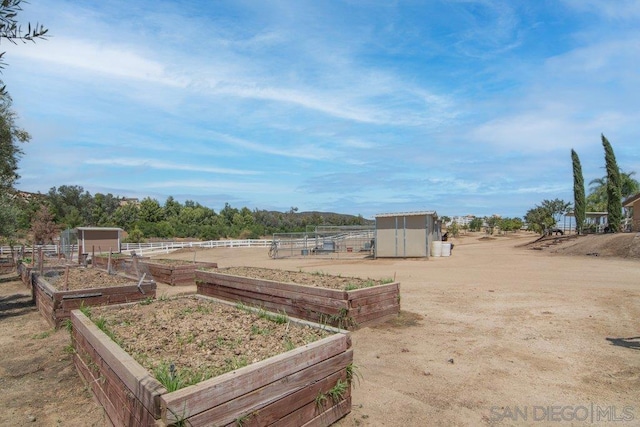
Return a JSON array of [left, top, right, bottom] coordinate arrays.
[[6, 0, 640, 217], [6, 37, 187, 87], [561, 0, 640, 20], [85, 158, 260, 175]]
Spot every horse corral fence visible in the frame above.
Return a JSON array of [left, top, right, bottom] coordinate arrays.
[[270, 226, 375, 259]]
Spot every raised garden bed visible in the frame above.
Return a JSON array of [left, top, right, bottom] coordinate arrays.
[[17, 259, 77, 289], [0, 256, 16, 274], [71, 296, 353, 426], [140, 259, 218, 286], [92, 253, 149, 273], [33, 268, 156, 328], [196, 267, 401, 329]]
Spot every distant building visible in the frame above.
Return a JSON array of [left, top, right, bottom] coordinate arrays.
[[374, 211, 440, 258], [119, 197, 140, 207], [75, 227, 123, 255], [451, 215, 476, 227]]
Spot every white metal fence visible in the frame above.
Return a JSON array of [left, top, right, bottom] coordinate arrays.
[[0, 239, 272, 258]]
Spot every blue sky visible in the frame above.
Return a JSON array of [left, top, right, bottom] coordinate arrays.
[[4, 0, 640, 219]]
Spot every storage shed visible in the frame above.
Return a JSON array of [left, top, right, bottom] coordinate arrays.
[[374, 211, 439, 258], [623, 193, 640, 232], [75, 227, 123, 255]]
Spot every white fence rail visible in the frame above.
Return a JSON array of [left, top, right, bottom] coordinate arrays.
[[0, 239, 272, 258]]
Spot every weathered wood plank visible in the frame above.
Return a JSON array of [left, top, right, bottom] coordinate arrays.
[[346, 282, 399, 299], [74, 332, 158, 427], [349, 287, 400, 308], [196, 271, 347, 299], [237, 370, 347, 427], [272, 395, 352, 427], [301, 396, 352, 427], [173, 350, 353, 426], [198, 278, 349, 311], [351, 298, 400, 317], [161, 332, 350, 421], [352, 304, 401, 325], [71, 310, 166, 418], [200, 284, 347, 316]]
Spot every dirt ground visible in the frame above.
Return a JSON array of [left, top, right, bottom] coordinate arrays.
[[1, 231, 639, 426]]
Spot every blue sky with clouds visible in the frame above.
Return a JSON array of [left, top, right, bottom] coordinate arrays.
[[4, 0, 640, 219]]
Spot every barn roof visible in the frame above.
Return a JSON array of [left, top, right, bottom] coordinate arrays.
[[75, 227, 123, 231], [375, 211, 438, 218]]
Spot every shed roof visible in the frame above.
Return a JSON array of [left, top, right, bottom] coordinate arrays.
[[75, 227, 123, 231], [623, 192, 640, 207], [375, 211, 437, 218]]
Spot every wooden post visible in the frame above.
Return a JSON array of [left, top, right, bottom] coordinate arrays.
[[77, 240, 82, 265], [91, 245, 95, 268], [38, 247, 43, 275], [31, 244, 35, 267], [133, 254, 140, 278], [107, 249, 112, 275], [64, 266, 69, 291]]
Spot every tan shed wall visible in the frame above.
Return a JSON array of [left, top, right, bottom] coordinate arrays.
[[80, 230, 120, 254], [376, 215, 428, 258], [633, 201, 640, 232]]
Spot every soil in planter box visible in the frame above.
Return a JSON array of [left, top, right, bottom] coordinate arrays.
[[90, 297, 333, 390], [146, 259, 199, 266], [42, 268, 135, 291], [210, 266, 392, 290]]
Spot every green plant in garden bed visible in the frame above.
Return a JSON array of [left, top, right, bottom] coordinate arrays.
[[88, 297, 331, 392], [315, 378, 349, 412]]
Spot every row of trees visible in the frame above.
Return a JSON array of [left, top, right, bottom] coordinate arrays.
[[442, 215, 524, 236], [526, 134, 638, 235], [5, 185, 371, 244], [571, 134, 636, 233]]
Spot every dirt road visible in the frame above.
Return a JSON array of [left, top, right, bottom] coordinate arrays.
[[1, 232, 638, 426]]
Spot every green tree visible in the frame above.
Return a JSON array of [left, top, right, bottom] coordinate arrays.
[[485, 216, 499, 235], [587, 170, 638, 212], [602, 134, 622, 232], [31, 204, 58, 244], [571, 149, 585, 234], [1, 0, 49, 94], [468, 217, 483, 231], [525, 199, 570, 235], [112, 203, 139, 231], [163, 196, 182, 219], [0, 95, 29, 191], [446, 221, 459, 237], [0, 193, 19, 242], [498, 217, 523, 232], [47, 185, 93, 226], [91, 193, 120, 226], [138, 197, 164, 223]]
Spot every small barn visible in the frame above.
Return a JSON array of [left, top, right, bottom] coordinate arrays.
[[76, 227, 123, 255], [374, 211, 439, 258]]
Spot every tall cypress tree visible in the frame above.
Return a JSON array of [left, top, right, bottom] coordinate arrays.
[[571, 149, 585, 234], [602, 134, 622, 232]]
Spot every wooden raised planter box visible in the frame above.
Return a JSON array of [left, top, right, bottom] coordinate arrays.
[[0, 256, 16, 274], [33, 271, 156, 328], [92, 254, 150, 273], [71, 297, 353, 426], [17, 261, 77, 289], [195, 270, 400, 329], [140, 260, 218, 286]]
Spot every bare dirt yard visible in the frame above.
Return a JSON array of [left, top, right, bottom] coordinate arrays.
[[1, 232, 639, 426]]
